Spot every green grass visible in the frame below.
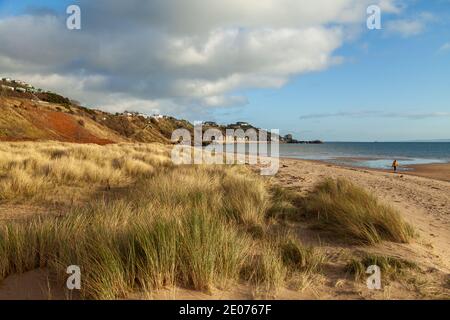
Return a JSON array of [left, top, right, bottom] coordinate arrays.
[[304, 178, 416, 245]]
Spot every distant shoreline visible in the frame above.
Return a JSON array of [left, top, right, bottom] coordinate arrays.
[[281, 156, 450, 182]]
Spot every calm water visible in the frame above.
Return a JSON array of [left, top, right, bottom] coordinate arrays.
[[278, 142, 450, 170]]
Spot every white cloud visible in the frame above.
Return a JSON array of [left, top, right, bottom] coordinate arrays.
[[386, 19, 425, 37], [385, 12, 435, 38], [0, 0, 399, 115]]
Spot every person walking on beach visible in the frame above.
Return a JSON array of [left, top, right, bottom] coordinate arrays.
[[392, 160, 398, 172]]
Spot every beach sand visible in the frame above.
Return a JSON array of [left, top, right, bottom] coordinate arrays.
[[275, 158, 450, 271], [404, 163, 450, 182]]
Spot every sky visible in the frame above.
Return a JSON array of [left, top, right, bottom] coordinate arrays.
[[0, 0, 449, 141]]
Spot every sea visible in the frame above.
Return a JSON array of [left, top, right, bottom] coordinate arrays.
[[277, 142, 450, 170], [224, 142, 450, 170]]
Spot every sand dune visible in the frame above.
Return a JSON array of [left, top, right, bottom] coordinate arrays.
[[276, 158, 450, 273], [1, 151, 449, 300]]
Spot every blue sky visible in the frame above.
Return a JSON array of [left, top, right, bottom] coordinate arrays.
[[0, 0, 449, 141], [212, 2, 450, 141]]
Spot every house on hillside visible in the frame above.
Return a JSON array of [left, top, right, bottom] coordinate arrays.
[[26, 87, 37, 93], [1, 77, 12, 82], [151, 114, 165, 120], [1, 85, 14, 91], [15, 87, 26, 93], [203, 121, 218, 126], [236, 121, 250, 126]]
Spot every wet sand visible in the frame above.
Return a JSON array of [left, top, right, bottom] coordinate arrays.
[[291, 157, 450, 182], [403, 163, 450, 182]]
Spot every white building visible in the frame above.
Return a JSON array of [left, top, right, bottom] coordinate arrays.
[[1, 85, 14, 91]]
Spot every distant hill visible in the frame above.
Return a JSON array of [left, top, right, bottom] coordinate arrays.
[[0, 95, 194, 144], [0, 84, 269, 145], [0, 80, 297, 145]]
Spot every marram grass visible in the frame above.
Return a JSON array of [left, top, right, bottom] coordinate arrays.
[[304, 178, 415, 245]]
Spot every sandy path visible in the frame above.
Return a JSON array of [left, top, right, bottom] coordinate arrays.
[[275, 158, 450, 273]]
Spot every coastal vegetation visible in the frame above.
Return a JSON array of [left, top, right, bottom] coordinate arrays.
[[303, 178, 416, 245], [0, 142, 422, 299], [0, 142, 323, 299]]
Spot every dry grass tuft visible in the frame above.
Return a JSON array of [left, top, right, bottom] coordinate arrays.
[[240, 242, 286, 295], [0, 142, 171, 202], [279, 237, 325, 274], [304, 178, 415, 245], [346, 253, 418, 281]]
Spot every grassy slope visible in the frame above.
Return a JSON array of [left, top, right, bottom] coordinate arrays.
[[0, 97, 192, 144]]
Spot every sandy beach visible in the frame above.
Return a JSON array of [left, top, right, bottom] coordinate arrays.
[[276, 157, 450, 268], [155, 158, 450, 300], [0, 152, 449, 300], [404, 163, 450, 182]]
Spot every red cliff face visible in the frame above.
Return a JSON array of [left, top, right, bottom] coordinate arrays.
[[0, 97, 191, 145]]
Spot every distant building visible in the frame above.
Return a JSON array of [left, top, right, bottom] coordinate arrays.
[[15, 87, 26, 93], [1, 85, 14, 91], [151, 114, 165, 120], [236, 121, 250, 126], [203, 121, 218, 126]]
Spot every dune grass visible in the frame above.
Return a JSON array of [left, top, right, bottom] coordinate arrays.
[[346, 253, 418, 281], [0, 166, 269, 298], [0, 142, 290, 299], [304, 178, 415, 245], [240, 241, 286, 294], [0, 173, 256, 299], [0, 142, 416, 299], [0, 142, 170, 203], [266, 185, 301, 221], [279, 236, 325, 274]]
